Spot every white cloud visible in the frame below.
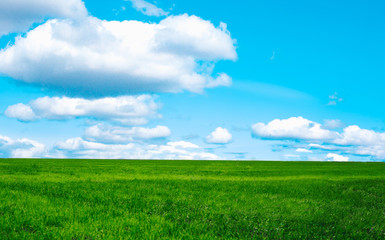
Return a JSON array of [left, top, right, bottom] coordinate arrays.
[[205, 73, 232, 88], [5, 95, 159, 124], [326, 153, 349, 162], [333, 125, 385, 146], [54, 138, 218, 160], [156, 17, 236, 60], [253, 117, 385, 160], [4, 103, 37, 121], [308, 143, 334, 150], [55, 137, 136, 159], [206, 127, 232, 144], [145, 141, 218, 160], [0, 0, 87, 36], [324, 119, 343, 129], [252, 117, 337, 140], [0, 135, 46, 158], [318, 126, 385, 159], [0, 15, 236, 95], [84, 124, 171, 143], [348, 145, 385, 159], [166, 141, 199, 149], [309, 128, 385, 159], [128, 0, 168, 17], [296, 148, 312, 153], [56, 137, 135, 152], [0, 132, 218, 160]]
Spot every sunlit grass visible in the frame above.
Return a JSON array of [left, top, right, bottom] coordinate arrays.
[[0, 159, 384, 239]]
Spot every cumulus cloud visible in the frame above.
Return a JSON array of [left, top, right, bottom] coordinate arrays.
[[333, 125, 385, 146], [128, 0, 168, 17], [206, 127, 232, 144], [253, 117, 385, 160], [5, 95, 159, 124], [326, 153, 349, 162], [84, 124, 171, 143], [0, 135, 45, 158], [252, 117, 337, 140], [4, 103, 37, 122], [0, 15, 237, 96], [0, 0, 87, 36]]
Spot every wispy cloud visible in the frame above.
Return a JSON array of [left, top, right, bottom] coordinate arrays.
[[324, 119, 344, 129], [270, 51, 276, 60], [113, 6, 127, 16], [84, 124, 171, 144], [296, 148, 312, 153], [128, 0, 168, 17], [328, 92, 343, 106]]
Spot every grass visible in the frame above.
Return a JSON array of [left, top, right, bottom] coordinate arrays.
[[0, 159, 384, 239]]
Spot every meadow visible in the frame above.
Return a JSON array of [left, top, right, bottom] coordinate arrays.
[[0, 159, 384, 239]]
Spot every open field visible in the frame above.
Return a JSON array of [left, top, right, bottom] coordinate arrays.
[[0, 159, 384, 239]]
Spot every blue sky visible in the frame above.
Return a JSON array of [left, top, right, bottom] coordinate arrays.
[[0, 0, 384, 161]]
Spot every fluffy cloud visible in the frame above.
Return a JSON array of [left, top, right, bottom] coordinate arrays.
[[5, 95, 159, 124], [129, 0, 168, 17], [55, 138, 219, 160], [206, 127, 232, 144], [253, 117, 385, 160], [326, 153, 349, 162], [333, 125, 385, 146], [0, 135, 45, 158], [4, 103, 37, 122], [0, 15, 236, 96], [252, 117, 337, 140], [84, 124, 171, 143], [0, 132, 219, 160], [0, 0, 87, 36]]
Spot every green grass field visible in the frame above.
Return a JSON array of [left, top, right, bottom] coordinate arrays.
[[0, 159, 384, 239]]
